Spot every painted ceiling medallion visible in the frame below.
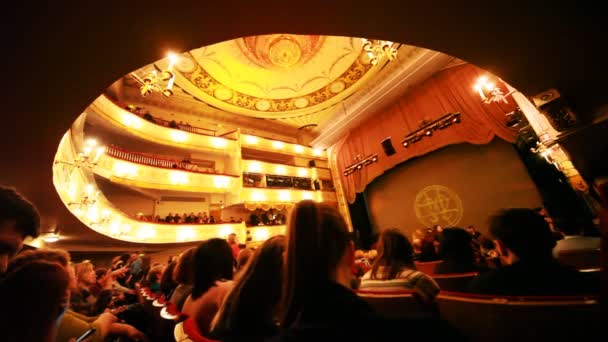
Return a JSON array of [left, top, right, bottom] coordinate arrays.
[[164, 35, 386, 119]]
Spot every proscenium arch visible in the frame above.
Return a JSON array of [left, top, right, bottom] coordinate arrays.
[[4, 1, 607, 249]]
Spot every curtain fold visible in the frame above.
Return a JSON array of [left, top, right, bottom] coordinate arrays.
[[335, 64, 518, 203]]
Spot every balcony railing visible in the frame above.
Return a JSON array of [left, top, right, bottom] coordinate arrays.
[[106, 145, 239, 177]]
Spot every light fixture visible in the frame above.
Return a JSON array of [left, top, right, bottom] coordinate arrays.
[[41, 230, 60, 243], [244, 135, 259, 145], [361, 38, 398, 65], [272, 141, 285, 149], [343, 153, 379, 177], [473, 75, 515, 104], [401, 112, 461, 148], [55, 138, 105, 169], [136, 52, 178, 97]]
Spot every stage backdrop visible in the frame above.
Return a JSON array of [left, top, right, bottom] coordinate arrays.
[[364, 138, 542, 237]]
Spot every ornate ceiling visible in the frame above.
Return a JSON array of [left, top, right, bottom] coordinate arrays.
[[155, 34, 388, 128]]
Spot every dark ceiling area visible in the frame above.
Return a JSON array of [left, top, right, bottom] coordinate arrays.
[[2, 1, 606, 250]]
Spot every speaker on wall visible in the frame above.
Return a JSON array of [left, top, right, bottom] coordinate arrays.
[[381, 137, 396, 156], [308, 160, 316, 168]]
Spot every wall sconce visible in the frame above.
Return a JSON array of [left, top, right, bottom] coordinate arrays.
[[343, 154, 379, 176], [473, 75, 515, 104], [401, 112, 461, 148]]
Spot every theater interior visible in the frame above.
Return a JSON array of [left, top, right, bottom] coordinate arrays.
[[1, 2, 606, 342]]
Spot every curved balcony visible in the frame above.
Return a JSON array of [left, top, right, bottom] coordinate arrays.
[[93, 145, 240, 193], [91, 95, 238, 152], [242, 159, 331, 179], [241, 134, 327, 160]]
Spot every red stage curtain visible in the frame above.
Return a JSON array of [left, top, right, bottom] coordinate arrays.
[[335, 64, 518, 203]]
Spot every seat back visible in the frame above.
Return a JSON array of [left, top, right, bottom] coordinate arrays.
[[436, 292, 600, 342], [178, 318, 220, 342], [414, 260, 442, 275], [356, 290, 435, 318], [432, 273, 477, 292], [557, 248, 600, 270]]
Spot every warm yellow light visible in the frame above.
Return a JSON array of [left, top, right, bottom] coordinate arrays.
[[122, 224, 132, 233], [213, 176, 230, 189], [113, 162, 138, 177], [85, 138, 97, 147], [244, 135, 259, 144], [212, 137, 228, 149], [169, 171, 188, 185], [275, 166, 287, 175], [170, 130, 188, 143], [86, 206, 99, 223], [248, 161, 262, 173], [177, 227, 195, 242], [251, 191, 266, 202], [109, 221, 121, 235], [85, 184, 95, 197], [123, 114, 143, 128], [167, 52, 178, 65], [272, 141, 284, 149], [297, 168, 309, 177], [294, 145, 304, 153], [137, 226, 156, 240], [219, 225, 234, 238], [252, 228, 270, 242], [302, 192, 314, 200], [279, 190, 291, 202], [313, 149, 323, 157], [101, 209, 111, 219]]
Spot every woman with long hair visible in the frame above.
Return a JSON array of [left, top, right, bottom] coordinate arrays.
[[182, 238, 234, 334], [360, 228, 440, 302], [210, 235, 286, 341], [170, 247, 196, 311], [70, 261, 113, 316]]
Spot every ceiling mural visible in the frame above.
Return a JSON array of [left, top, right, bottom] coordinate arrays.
[[162, 34, 386, 119]]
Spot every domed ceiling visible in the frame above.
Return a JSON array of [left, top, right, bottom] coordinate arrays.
[[156, 34, 386, 121]]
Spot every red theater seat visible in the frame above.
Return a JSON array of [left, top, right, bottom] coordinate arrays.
[[414, 260, 442, 275], [436, 291, 600, 342], [175, 318, 220, 342], [432, 272, 477, 292], [356, 290, 435, 318]]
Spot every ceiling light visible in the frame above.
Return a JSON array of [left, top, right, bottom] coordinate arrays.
[[343, 153, 379, 177], [136, 52, 179, 97], [42, 232, 60, 243], [272, 141, 285, 149], [244, 135, 259, 144]]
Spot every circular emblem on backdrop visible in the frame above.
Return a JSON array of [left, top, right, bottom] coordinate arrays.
[[414, 185, 463, 227]]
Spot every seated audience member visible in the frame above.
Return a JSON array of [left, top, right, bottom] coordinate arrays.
[[0, 186, 40, 273], [271, 201, 459, 342], [7, 249, 146, 342], [418, 229, 440, 261], [71, 261, 113, 316], [434, 227, 485, 274], [469, 208, 592, 295], [236, 247, 253, 272], [160, 262, 178, 299], [0, 260, 70, 342], [165, 212, 174, 223], [173, 213, 181, 223], [154, 215, 162, 222], [209, 236, 286, 341], [360, 228, 440, 302], [227, 232, 240, 261], [182, 239, 234, 334], [170, 248, 196, 311], [145, 265, 164, 294], [552, 220, 600, 259]]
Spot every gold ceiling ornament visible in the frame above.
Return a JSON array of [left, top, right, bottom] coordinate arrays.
[[136, 52, 179, 97], [361, 38, 398, 65]]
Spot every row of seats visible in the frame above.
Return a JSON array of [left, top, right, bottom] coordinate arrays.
[[139, 284, 601, 342]]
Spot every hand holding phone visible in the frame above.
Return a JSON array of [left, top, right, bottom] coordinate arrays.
[[75, 328, 96, 342]]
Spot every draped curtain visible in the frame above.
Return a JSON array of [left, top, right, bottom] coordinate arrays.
[[335, 64, 518, 203]]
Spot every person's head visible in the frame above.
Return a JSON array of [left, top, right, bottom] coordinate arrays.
[[0, 260, 70, 342], [211, 235, 286, 334], [74, 261, 97, 287], [173, 247, 196, 285], [370, 228, 415, 280], [6, 248, 74, 289], [0, 186, 40, 272], [228, 233, 237, 244], [280, 200, 353, 328], [236, 248, 253, 271], [489, 208, 556, 264], [191, 238, 234, 299], [438, 227, 475, 264], [160, 262, 177, 291], [147, 265, 164, 284], [466, 225, 477, 235]]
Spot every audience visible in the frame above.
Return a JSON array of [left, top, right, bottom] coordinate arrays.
[[0, 186, 40, 273], [210, 235, 286, 341], [236, 247, 253, 272], [71, 261, 114, 316], [159, 261, 178, 299], [170, 248, 196, 311], [182, 238, 234, 334], [434, 227, 485, 274], [227, 232, 240, 261], [360, 228, 440, 302], [469, 208, 592, 295]]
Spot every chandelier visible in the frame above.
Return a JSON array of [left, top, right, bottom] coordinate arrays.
[[361, 39, 398, 65], [55, 138, 105, 169], [139, 52, 178, 97], [473, 76, 515, 104]]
